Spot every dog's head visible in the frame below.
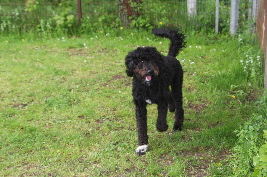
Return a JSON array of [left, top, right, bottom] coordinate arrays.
[[125, 47, 163, 85]]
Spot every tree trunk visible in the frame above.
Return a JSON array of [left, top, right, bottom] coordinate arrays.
[[118, 0, 142, 27]]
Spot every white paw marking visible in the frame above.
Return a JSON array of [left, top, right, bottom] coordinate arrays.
[[135, 145, 148, 155], [146, 99, 152, 104]]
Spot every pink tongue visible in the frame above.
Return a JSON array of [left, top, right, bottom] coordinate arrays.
[[146, 76, 152, 81]]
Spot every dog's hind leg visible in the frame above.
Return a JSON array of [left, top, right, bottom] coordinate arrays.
[[168, 91, 175, 112], [156, 101, 169, 132], [135, 101, 149, 155], [172, 79, 184, 131]]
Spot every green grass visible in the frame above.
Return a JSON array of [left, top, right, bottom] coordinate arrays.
[[0, 30, 264, 176]]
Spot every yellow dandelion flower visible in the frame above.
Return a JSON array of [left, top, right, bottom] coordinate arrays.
[[120, 27, 124, 30], [100, 31, 103, 33], [232, 95, 236, 98], [159, 22, 163, 25], [22, 39, 25, 42]]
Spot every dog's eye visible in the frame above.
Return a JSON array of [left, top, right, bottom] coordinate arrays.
[[135, 61, 143, 66]]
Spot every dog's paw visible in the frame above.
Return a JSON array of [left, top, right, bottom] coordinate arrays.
[[156, 124, 168, 132], [173, 121, 183, 131], [173, 125, 182, 131], [135, 145, 148, 155]]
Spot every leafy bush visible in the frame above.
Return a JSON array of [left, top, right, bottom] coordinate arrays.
[[231, 96, 267, 176], [253, 130, 267, 176]]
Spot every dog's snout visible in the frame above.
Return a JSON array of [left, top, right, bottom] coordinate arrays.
[[147, 70, 154, 75]]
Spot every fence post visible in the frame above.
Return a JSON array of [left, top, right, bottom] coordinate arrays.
[[187, 0, 197, 17], [215, 0, 219, 33], [230, 0, 239, 35], [77, 0, 82, 26], [252, 0, 258, 21], [248, 0, 258, 33], [248, 0, 253, 33]]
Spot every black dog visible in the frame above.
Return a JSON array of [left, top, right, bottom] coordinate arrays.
[[125, 28, 186, 155]]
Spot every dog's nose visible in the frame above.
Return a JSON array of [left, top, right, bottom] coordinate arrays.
[[147, 70, 154, 75]]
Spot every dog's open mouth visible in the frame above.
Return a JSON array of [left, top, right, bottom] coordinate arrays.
[[144, 75, 152, 85], [145, 75, 152, 82]]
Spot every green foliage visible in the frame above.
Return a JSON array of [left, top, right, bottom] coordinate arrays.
[[52, 0, 75, 33], [0, 6, 24, 34], [25, 0, 39, 13], [81, 14, 121, 34], [230, 96, 267, 176], [253, 130, 267, 176], [130, 15, 153, 29], [0, 0, 258, 36]]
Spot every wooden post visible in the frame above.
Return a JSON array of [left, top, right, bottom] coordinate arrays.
[[263, 10, 267, 90], [264, 50, 267, 91], [77, 0, 82, 26]]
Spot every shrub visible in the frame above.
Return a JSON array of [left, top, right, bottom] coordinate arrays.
[[253, 130, 267, 176], [231, 96, 267, 176]]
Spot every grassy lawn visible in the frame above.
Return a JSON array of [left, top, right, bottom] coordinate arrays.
[[0, 31, 264, 176]]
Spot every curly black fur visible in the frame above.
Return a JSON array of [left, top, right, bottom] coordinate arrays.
[[125, 28, 186, 155]]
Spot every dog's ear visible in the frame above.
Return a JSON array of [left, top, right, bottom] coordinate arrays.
[[125, 56, 135, 77]]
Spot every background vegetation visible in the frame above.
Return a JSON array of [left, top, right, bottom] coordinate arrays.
[[0, 0, 255, 35], [0, 0, 266, 176]]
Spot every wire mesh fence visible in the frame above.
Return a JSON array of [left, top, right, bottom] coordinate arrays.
[[0, 0, 258, 34], [1, 0, 266, 87]]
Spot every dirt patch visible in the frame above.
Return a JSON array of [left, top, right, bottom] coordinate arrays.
[[67, 47, 88, 56], [13, 102, 28, 108], [97, 47, 109, 53], [187, 101, 208, 113], [112, 74, 127, 80], [102, 74, 131, 87], [246, 89, 259, 102], [97, 47, 117, 54], [182, 148, 231, 177]]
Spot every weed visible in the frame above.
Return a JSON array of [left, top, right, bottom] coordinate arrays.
[[229, 95, 267, 176]]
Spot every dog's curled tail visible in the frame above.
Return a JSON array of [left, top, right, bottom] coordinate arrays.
[[152, 28, 186, 58]]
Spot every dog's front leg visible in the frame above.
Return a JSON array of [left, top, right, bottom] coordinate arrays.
[[135, 101, 149, 155], [156, 101, 169, 132]]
